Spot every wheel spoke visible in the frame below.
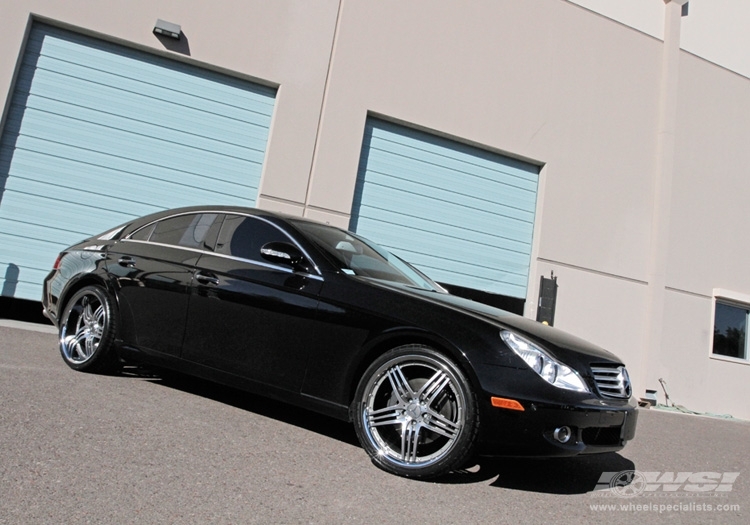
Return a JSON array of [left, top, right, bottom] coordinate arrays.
[[418, 370, 451, 405], [422, 410, 461, 440], [401, 422, 421, 463], [93, 304, 105, 322], [91, 305, 105, 338], [70, 326, 89, 360], [84, 330, 98, 357], [386, 365, 415, 402], [367, 405, 404, 427], [81, 297, 93, 323]]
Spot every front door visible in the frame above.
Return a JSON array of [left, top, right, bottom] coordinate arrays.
[[181, 214, 322, 392]]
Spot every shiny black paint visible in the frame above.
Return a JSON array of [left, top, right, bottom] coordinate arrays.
[[42, 205, 637, 458], [106, 241, 198, 357], [184, 251, 323, 391]]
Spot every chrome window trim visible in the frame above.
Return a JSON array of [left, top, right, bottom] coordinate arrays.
[[120, 238, 323, 281], [121, 211, 323, 280], [97, 225, 127, 240], [199, 249, 324, 281]]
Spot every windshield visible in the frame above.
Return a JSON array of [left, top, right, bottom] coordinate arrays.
[[291, 221, 445, 292]]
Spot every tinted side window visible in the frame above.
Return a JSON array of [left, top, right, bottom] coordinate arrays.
[[216, 215, 288, 262], [148, 213, 220, 249], [130, 223, 156, 241]]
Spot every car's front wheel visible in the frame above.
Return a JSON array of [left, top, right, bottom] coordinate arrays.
[[352, 345, 478, 479], [59, 285, 120, 373]]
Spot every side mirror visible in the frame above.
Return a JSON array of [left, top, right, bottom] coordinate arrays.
[[260, 242, 311, 273]]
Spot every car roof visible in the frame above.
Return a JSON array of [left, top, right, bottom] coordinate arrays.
[[115, 205, 351, 241]]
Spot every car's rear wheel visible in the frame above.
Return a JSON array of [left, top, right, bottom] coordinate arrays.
[[59, 285, 120, 373], [352, 345, 478, 479]]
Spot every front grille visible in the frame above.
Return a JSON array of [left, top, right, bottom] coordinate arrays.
[[591, 365, 632, 399]]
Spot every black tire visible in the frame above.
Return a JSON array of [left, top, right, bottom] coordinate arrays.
[[58, 285, 120, 374], [352, 345, 478, 479]]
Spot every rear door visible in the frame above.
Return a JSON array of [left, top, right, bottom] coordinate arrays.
[[181, 214, 322, 392], [107, 212, 222, 356]]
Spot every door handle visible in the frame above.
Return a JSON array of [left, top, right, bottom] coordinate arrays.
[[118, 256, 136, 268], [195, 271, 219, 286]]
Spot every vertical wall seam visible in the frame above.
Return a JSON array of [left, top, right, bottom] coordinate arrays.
[[303, 0, 344, 218]]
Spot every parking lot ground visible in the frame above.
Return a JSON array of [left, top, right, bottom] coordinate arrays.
[[1, 324, 748, 524]]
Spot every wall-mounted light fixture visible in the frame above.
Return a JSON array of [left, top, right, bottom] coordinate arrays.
[[153, 19, 181, 40]]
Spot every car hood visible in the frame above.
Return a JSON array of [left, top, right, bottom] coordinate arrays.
[[364, 278, 623, 365]]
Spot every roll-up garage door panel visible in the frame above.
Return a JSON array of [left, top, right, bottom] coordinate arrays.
[[0, 143, 253, 207], [353, 170, 536, 236], [0, 24, 276, 300], [6, 107, 264, 181], [354, 217, 531, 288], [12, 87, 267, 161], [16, 66, 271, 148], [365, 137, 538, 195], [354, 203, 533, 259], [0, 246, 50, 299], [352, 119, 539, 299], [29, 31, 274, 128]]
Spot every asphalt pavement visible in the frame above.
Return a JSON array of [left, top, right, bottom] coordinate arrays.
[[1, 323, 748, 524]]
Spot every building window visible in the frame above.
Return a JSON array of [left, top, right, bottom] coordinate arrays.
[[713, 301, 749, 360]]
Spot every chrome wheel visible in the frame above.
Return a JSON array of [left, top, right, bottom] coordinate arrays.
[[59, 286, 119, 373], [353, 346, 477, 478], [61, 293, 105, 363]]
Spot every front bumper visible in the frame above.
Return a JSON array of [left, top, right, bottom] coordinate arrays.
[[477, 396, 638, 457]]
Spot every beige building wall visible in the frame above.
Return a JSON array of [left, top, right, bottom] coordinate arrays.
[[652, 50, 750, 418], [1, 0, 749, 418], [567, 0, 665, 40], [306, 0, 662, 397], [570, 0, 750, 79]]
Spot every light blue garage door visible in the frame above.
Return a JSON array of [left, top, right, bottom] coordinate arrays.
[[0, 23, 276, 300], [351, 118, 540, 299]]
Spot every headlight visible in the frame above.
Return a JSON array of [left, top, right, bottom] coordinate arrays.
[[500, 330, 590, 393]]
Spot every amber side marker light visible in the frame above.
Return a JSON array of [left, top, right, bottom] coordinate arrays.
[[490, 397, 525, 411]]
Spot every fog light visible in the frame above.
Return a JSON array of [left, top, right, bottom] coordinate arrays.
[[553, 426, 572, 444]]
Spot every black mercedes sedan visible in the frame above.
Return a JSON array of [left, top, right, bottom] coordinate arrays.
[[42, 205, 637, 479]]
